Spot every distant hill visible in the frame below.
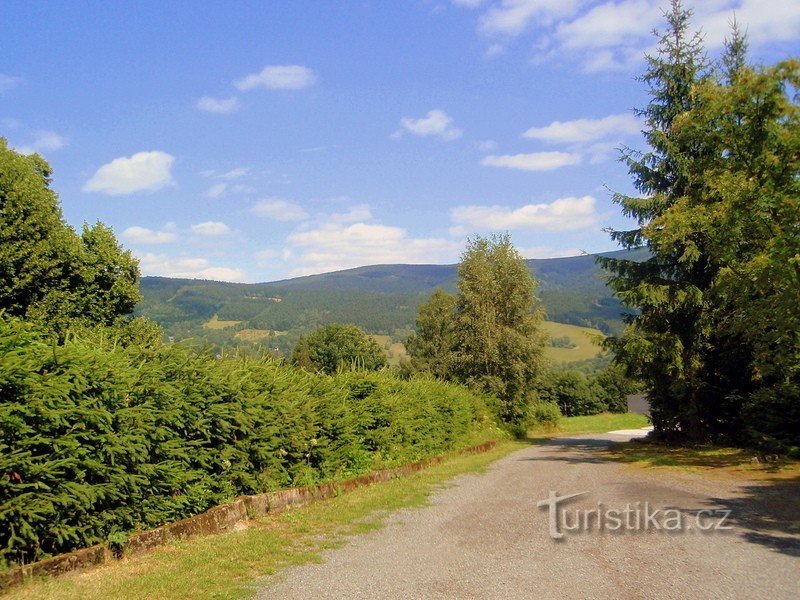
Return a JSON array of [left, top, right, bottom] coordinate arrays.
[[136, 248, 648, 354]]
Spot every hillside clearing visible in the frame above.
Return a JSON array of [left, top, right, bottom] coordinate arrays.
[[542, 320, 605, 363]]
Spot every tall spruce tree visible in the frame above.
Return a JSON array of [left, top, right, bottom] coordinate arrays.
[[600, 0, 715, 440]]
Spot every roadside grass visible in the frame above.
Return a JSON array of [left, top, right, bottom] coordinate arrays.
[[528, 412, 650, 437], [605, 442, 800, 478], [4, 440, 526, 600]]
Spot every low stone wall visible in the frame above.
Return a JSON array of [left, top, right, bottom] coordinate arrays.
[[0, 440, 496, 590]]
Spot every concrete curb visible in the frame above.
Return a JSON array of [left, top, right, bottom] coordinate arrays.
[[0, 440, 497, 589]]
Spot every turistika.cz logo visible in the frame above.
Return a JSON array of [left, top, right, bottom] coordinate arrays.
[[537, 491, 733, 540]]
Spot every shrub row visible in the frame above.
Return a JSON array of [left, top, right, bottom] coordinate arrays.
[[0, 315, 497, 567]]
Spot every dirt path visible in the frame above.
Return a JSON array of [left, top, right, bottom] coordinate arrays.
[[256, 431, 800, 599]]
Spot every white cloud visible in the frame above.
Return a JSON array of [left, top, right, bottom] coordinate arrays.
[[196, 95, 241, 114], [251, 198, 309, 221], [452, 0, 486, 7], [121, 225, 178, 245], [190, 221, 231, 236], [393, 109, 463, 141], [206, 182, 227, 198], [451, 195, 597, 231], [481, 151, 581, 171], [0, 73, 23, 94], [479, 0, 582, 36], [234, 65, 317, 91], [15, 130, 68, 155], [556, 0, 660, 50], [287, 222, 460, 275], [471, 0, 800, 72], [523, 113, 639, 143], [84, 151, 176, 196], [694, 0, 800, 48], [330, 204, 372, 223], [137, 253, 246, 282]]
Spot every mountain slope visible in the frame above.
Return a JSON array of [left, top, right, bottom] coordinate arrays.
[[136, 248, 647, 352]]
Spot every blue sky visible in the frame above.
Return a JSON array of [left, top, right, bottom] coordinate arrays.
[[2, 1, 798, 282]]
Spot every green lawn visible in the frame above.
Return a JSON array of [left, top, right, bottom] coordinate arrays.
[[5, 440, 526, 600], [529, 412, 650, 436]]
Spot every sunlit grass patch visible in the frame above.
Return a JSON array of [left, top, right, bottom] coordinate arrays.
[[606, 442, 800, 477]]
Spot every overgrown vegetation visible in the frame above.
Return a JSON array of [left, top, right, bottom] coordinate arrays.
[[602, 1, 800, 453]]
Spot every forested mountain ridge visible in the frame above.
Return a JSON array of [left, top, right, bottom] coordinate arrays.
[[135, 248, 647, 352]]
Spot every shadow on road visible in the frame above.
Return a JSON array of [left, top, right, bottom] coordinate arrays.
[[518, 433, 800, 557]]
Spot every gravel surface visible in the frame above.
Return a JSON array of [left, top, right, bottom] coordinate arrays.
[[256, 430, 800, 599]]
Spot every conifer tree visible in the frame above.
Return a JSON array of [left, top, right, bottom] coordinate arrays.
[[600, 0, 714, 439]]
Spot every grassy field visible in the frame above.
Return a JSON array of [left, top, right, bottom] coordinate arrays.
[[234, 329, 284, 342], [528, 412, 650, 437], [541, 321, 605, 363], [5, 441, 524, 600], [368, 320, 603, 368], [370, 334, 409, 366], [202, 315, 241, 330]]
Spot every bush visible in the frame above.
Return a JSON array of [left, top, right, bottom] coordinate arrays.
[[0, 315, 497, 566], [536, 371, 605, 417], [292, 323, 387, 374], [530, 401, 562, 430]]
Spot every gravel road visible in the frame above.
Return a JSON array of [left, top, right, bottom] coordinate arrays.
[[256, 430, 800, 599]]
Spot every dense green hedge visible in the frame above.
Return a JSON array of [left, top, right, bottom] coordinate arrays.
[[0, 315, 498, 567]]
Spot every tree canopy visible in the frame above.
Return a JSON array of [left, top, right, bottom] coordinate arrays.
[[407, 234, 546, 427], [291, 323, 387, 374], [601, 0, 800, 449], [0, 139, 141, 335]]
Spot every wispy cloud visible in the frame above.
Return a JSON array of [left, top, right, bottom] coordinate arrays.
[[121, 225, 178, 244], [235, 65, 317, 91], [287, 222, 459, 275], [392, 109, 463, 141], [330, 204, 373, 223], [481, 151, 581, 171], [251, 198, 309, 221], [469, 0, 800, 72], [0, 73, 23, 94], [137, 252, 246, 282], [15, 130, 68, 155], [190, 221, 231, 236], [479, 0, 582, 37], [84, 151, 176, 196], [451, 195, 597, 231], [196, 95, 241, 114], [523, 113, 639, 143]]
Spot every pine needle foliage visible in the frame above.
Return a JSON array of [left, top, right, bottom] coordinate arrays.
[[0, 315, 495, 566]]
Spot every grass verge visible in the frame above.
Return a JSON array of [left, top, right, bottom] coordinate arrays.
[[604, 441, 800, 478], [4, 440, 525, 600], [528, 412, 650, 437]]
